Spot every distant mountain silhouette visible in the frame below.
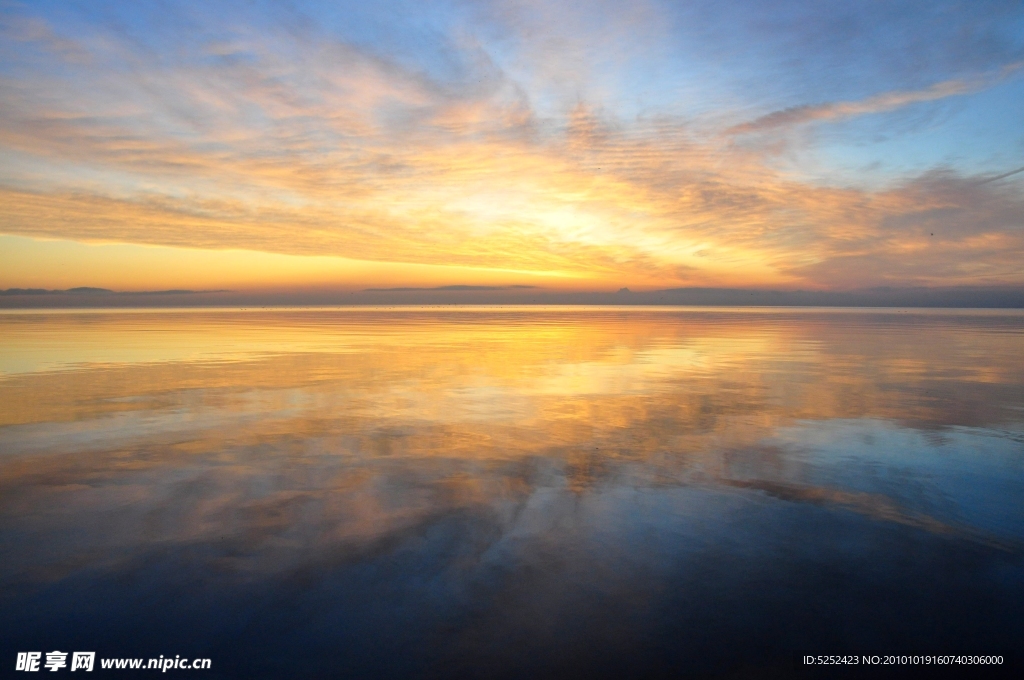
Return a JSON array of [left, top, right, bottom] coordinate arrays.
[[67, 287, 114, 294], [0, 287, 228, 296]]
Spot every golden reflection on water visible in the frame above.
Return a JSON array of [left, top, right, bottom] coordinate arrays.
[[1, 307, 1023, 588]]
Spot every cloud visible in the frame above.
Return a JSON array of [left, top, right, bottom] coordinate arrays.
[[663, 0, 1024, 105], [779, 169, 1024, 288], [0, 13, 93, 64], [727, 65, 1021, 135], [973, 164, 1024, 185]]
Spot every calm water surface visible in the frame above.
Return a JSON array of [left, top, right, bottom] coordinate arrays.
[[1, 307, 1023, 677]]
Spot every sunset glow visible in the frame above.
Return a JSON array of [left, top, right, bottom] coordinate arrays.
[[1, 1, 1023, 293]]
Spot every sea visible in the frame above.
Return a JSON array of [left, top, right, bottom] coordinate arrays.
[[1, 307, 1022, 677]]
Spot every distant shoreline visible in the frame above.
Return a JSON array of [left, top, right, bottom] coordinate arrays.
[[2, 286, 1023, 308]]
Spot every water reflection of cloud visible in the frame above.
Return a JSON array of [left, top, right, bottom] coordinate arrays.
[[2, 310, 1023, 593]]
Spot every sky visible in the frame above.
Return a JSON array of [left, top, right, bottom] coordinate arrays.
[[1, 0, 1023, 293]]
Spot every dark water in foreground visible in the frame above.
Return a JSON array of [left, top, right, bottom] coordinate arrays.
[[1, 307, 1023, 678]]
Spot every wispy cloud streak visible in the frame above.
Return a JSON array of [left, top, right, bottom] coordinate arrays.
[[727, 65, 1021, 135]]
